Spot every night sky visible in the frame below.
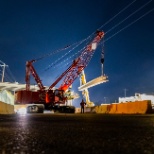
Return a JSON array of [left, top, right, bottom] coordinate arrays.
[[0, 0, 154, 107]]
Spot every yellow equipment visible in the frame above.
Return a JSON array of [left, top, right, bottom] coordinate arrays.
[[80, 70, 94, 107]]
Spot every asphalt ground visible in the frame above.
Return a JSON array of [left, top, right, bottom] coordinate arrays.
[[0, 113, 154, 154]]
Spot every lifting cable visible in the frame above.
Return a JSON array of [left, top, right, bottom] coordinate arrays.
[[44, 35, 93, 71], [104, 7, 154, 43], [97, 6, 154, 76], [45, 45, 88, 71], [99, 0, 137, 30], [44, 0, 153, 73], [105, 0, 152, 34], [35, 45, 71, 62], [101, 37, 105, 76], [45, 0, 145, 71], [34, 33, 93, 62], [82, 0, 137, 41]]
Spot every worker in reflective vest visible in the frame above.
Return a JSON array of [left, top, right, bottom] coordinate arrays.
[[80, 99, 86, 113]]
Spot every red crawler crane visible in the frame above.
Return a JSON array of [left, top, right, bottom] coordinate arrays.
[[15, 31, 104, 113]]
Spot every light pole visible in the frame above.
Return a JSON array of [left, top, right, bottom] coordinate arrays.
[[0, 61, 8, 82], [104, 97, 107, 103], [124, 88, 128, 97]]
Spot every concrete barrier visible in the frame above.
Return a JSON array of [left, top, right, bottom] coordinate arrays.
[[91, 106, 96, 113], [0, 101, 7, 114], [74, 100, 153, 114], [109, 104, 117, 114], [139, 100, 152, 114], [116, 103, 124, 114], [75, 107, 81, 113], [0, 102, 4, 113], [94, 100, 153, 114], [7, 104, 15, 114], [0, 101, 15, 114], [95, 105, 110, 113]]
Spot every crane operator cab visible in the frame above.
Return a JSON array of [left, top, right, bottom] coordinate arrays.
[[46, 89, 75, 113], [54, 89, 66, 104], [45, 89, 66, 105]]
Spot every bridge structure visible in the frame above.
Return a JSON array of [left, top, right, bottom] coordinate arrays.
[[0, 82, 49, 106], [0, 82, 49, 92]]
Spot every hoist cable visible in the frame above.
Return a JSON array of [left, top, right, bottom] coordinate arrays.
[[47, 0, 153, 73], [104, 8, 154, 42], [35, 33, 93, 62], [45, 35, 93, 71], [105, 0, 152, 34], [45, 45, 88, 71], [37, 0, 140, 69], [99, 0, 137, 30], [49, 0, 142, 70], [35, 45, 71, 62], [41, 0, 153, 75]]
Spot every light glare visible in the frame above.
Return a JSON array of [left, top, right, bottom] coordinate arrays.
[[17, 107, 27, 114]]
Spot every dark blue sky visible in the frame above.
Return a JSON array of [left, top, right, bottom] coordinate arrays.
[[0, 0, 154, 106]]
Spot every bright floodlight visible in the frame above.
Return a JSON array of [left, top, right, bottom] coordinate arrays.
[[91, 43, 97, 50]]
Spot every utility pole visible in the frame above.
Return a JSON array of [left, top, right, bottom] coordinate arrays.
[[124, 88, 128, 97], [104, 97, 107, 103], [0, 61, 8, 82]]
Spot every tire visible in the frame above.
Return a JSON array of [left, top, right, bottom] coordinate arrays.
[[27, 105, 39, 113]]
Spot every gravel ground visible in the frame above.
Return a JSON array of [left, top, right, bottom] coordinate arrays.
[[0, 113, 154, 154]]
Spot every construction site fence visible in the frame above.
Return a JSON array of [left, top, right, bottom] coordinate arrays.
[[75, 100, 153, 114], [0, 101, 15, 114]]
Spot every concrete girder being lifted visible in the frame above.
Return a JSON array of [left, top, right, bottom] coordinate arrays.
[[78, 75, 108, 91]]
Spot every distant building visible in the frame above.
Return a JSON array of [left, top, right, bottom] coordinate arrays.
[[119, 93, 154, 104]]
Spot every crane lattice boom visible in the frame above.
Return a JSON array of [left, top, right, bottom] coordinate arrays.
[[49, 31, 104, 91], [26, 60, 45, 91]]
